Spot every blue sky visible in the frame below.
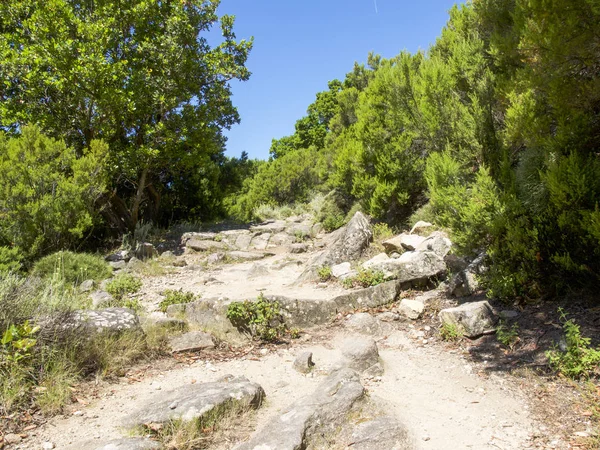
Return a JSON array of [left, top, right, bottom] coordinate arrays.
[[216, 0, 459, 160]]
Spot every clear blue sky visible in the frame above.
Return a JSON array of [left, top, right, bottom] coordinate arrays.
[[217, 0, 459, 160]]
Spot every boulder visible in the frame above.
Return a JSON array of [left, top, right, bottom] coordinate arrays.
[[234, 233, 253, 250], [127, 376, 264, 428], [332, 280, 402, 311], [227, 251, 266, 261], [395, 251, 447, 286], [289, 243, 309, 254], [410, 220, 433, 235], [49, 308, 142, 337], [439, 300, 497, 338], [331, 262, 352, 279], [349, 416, 410, 450], [444, 253, 469, 273], [248, 263, 270, 279], [186, 239, 228, 252], [345, 313, 382, 335], [249, 233, 272, 250], [362, 253, 391, 269], [293, 351, 315, 374], [169, 331, 215, 353], [341, 337, 380, 373], [89, 290, 113, 308], [181, 231, 217, 244], [448, 252, 486, 297], [235, 368, 364, 450], [134, 242, 157, 260], [288, 223, 312, 239], [64, 438, 160, 450], [79, 279, 95, 293], [382, 233, 426, 252], [127, 256, 144, 270], [415, 231, 452, 258], [397, 299, 425, 320]]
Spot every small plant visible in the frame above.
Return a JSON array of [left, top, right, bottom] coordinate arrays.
[[373, 222, 394, 242], [226, 294, 286, 341], [496, 319, 520, 350], [546, 308, 600, 379], [32, 251, 112, 285], [440, 322, 462, 341], [159, 289, 197, 313], [353, 268, 386, 288], [1, 321, 39, 370], [341, 277, 354, 289], [294, 229, 309, 243], [105, 273, 142, 301], [317, 266, 332, 282]]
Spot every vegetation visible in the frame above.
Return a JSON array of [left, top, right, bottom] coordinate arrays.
[[226, 294, 287, 341], [317, 266, 333, 282], [343, 268, 386, 289], [159, 290, 197, 313], [440, 322, 462, 342], [496, 320, 520, 350], [32, 251, 112, 285], [105, 274, 143, 302]]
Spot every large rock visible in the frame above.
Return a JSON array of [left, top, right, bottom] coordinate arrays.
[[293, 351, 315, 374], [341, 337, 380, 372], [345, 313, 382, 335], [397, 299, 424, 320], [186, 239, 228, 252], [394, 251, 447, 286], [349, 416, 410, 450], [45, 308, 142, 338], [127, 376, 264, 428], [250, 221, 286, 234], [439, 300, 497, 338], [235, 368, 364, 450], [331, 262, 353, 279], [362, 253, 391, 269], [332, 280, 402, 311], [410, 221, 433, 235], [415, 231, 452, 258], [227, 251, 266, 261], [234, 232, 253, 250], [289, 243, 308, 254], [134, 242, 157, 260], [249, 233, 272, 250], [269, 232, 295, 248], [181, 231, 217, 244], [169, 331, 215, 353], [383, 233, 426, 252], [65, 438, 160, 450], [300, 212, 372, 281], [448, 252, 486, 297]]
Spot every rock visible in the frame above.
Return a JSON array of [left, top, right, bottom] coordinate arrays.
[[235, 368, 364, 450], [127, 256, 143, 270], [160, 250, 175, 258], [186, 239, 228, 252], [109, 260, 127, 271], [300, 212, 372, 281], [448, 252, 486, 297], [444, 253, 468, 273], [3, 434, 21, 445], [395, 251, 447, 286], [42, 442, 56, 450], [345, 313, 381, 335], [415, 231, 452, 258], [181, 231, 217, 244], [288, 223, 312, 239], [248, 263, 270, 279], [378, 311, 400, 322], [269, 232, 295, 248], [65, 438, 160, 450], [142, 316, 186, 331], [234, 233, 253, 250], [250, 221, 286, 234], [271, 259, 302, 270], [169, 331, 215, 353], [207, 252, 226, 264], [383, 233, 426, 252], [293, 351, 315, 374], [341, 337, 380, 373], [249, 232, 272, 250], [105, 250, 131, 262], [127, 376, 264, 428], [362, 252, 391, 269], [54, 308, 142, 337], [349, 416, 410, 450], [79, 279, 95, 293], [398, 299, 425, 320], [289, 243, 308, 254], [439, 300, 497, 338], [331, 262, 352, 279], [410, 221, 433, 235], [226, 251, 265, 261], [134, 242, 157, 260], [311, 223, 323, 236], [332, 280, 402, 311], [500, 310, 519, 319], [171, 257, 187, 267], [89, 290, 113, 308], [362, 361, 384, 377]]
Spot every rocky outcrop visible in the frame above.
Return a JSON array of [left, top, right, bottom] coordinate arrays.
[[448, 252, 486, 297], [186, 239, 229, 252], [415, 231, 452, 258], [169, 331, 215, 353], [382, 233, 426, 252], [439, 300, 497, 338], [361, 251, 446, 286], [348, 416, 410, 450]]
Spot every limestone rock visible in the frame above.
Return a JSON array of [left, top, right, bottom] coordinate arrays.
[[249, 233, 272, 250], [398, 299, 425, 320], [234, 233, 253, 250], [341, 337, 380, 373], [383, 233, 426, 252], [349, 416, 410, 450], [248, 263, 270, 279], [186, 239, 228, 252], [169, 331, 215, 353], [207, 252, 226, 264], [395, 251, 447, 286], [345, 313, 381, 335], [362, 252, 391, 269], [289, 243, 308, 254], [127, 376, 264, 428], [448, 252, 486, 297], [410, 221, 433, 235], [181, 231, 217, 244], [79, 279, 95, 293], [415, 231, 452, 258], [45, 308, 142, 338], [134, 242, 157, 260], [293, 351, 315, 374], [269, 232, 295, 248], [331, 262, 352, 279], [439, 300, 497, 338]]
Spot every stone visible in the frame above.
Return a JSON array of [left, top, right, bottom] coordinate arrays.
[[89, 290, 113, 308], [378, 311, 400, 322], [269, 232, 295, 248], [54, 308, 142, 336], [500, 310, 519, 319], [362, 252, 391, 269], [235, 368, 364, 450], [332, 280, 402, 311], [345, 313, 381, 335], [186, 239, 228, 252], [250, 221, 286, 234], [127, 256, 143, 270], [300, 212, 372, 281], [394, 251, 447, 286], [448, 252, 486, 297], [207, 252, 226, 264], [42, 442, 56, 450], [248, 263, 270, 279], [288, 223, 312, 239], [227, 251, 266, 261], [134, 242, 158, 260], [169, 331, 215, 353], [311, 222, 323, 236], [331, 262, 352, 279], [181, 231, 217, 244], [64, 438, 160, 450], [171, 257, 187, 267], [439, 300, 498, 338], [109, 260, 127, 271], [289, 243, 308, 254], [341, 337, 380, 373], [127, 376, 264, 428], [249, 232, 272, 250], [3, 434, 21, 444], [383, 233, 426, 252], [349, 416, 410, 450], [142, 316, 186, 331], [79, 279, 95, 293], [293, 351, 315, 374], [398, 299, 425, 320], [415, 231, 452, 258], [160, 250, 175, 258], [105, 250, 132, 262], [410, 220, 433, 235], [234, 233, 253, 250], [444, 253, 469, 273]]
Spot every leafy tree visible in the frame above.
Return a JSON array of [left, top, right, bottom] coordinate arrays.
[[0, 0, 252, 231]]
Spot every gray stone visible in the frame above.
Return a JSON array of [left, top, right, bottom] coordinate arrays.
[[341, 337, 380, 373], [289, 243, 308, 254], [128, 376, 264, 428], [65, 438, 160, 450], [235, 368, 364, 450], [398, 299, 425, 320], [46, 308, 142, 337], [248, 263, 270, 279], [383, 233, 426, 252], [234, 233, 253, 250], [109, 260, 127, 270], [249, 232, 272, 250], [207, 252, 226, 264], [227, 251, 266, 261], [160, 250, 175, 258], [271, 259, 302, 270], [105, 250, 132, 262], [181, 231, 217, 244], [288, 223, 312, 239], [169, 331, 215, 353], [142, 316, 186, 331], [293, 351, 315, 374], [269, 232, 295, 248], [331, 262, 352, 279], [410, 221, 433, 235], [349, 416, 410, 450], [378, 311, 401, 322], [362, 252, 391, 269], [250, 221, 286, 234], [444, 253, 469, 273], [332, 280, 402, 311], [395, 251, 447, 286], [415, 231, 452, 258], [89, 290, 113, 308], [186, 239, 228, 252], [127, 256, 143, 270], [448, 252, 486, 297], [79, 279, 95, 293], [439, 300, 497, 338], [345, 313, 381, 335], [134, 242, 157, 260]]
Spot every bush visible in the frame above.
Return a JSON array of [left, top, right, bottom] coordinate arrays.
[[317, 266, 332, 282], [226, 294, 287, 341], [105, 273, 142, 301], [0, 247, 23, 275], [496, 319, 520, 350], [32, 251, 112, 285], [159, 289, 197, 313], [353, 268, 386, 288], [440, 322, 462, 341]]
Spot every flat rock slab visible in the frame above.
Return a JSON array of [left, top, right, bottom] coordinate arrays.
[[348, 416, 411, 450], [127, 376, 264, 428], [439, 300, 497, 338], [186, 239, 229, 252], [65, 438, 160, 450], [60, 308, 141, 335], [227, 251, 266, 261], [169, 331, 215, 353], [181, 231, 218, 243], [236, 368, 364, 450], [383, 233, 426, 252]]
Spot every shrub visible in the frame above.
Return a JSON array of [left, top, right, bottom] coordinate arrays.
[[353, 268, 386, 288], [226, 294, 287, 341], [546, 309, 600, 379], [440, 322, 462, 341], [496, 319, 520, 350], [159, 290, 197, 313], [32, 251, 112, 285], [105, 273, 142, 301], [317, 266, 332, 282], [0, 246, 23, 275], [372, 222, 394, 242]]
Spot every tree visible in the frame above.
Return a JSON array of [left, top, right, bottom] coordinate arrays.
[[0, 0, 252, 231]]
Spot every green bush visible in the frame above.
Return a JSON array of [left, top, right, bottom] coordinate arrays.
[[317, 266, 332, 282], [353, 268, 386, 288], [159, 289, 197, 313], [32, 251, 112, 285], [496, 319, 520, 350], [226, 294, 287, 341], [440, 322, 462, 341], [105, 273, 142, 301], [0, 247, 23, 275]]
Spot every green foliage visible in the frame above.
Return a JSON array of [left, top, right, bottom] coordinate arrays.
[[32, 251, 112, 285], [317, 266, 332, 282], [496, 320, 520, 350], [1, 321, 39, 370], [105, 274, 142, 302], [343, 268, 386, 289], [226, 294, 287, 341], [372, 223, 395, 242], [159, 290, 197, 313], [0, 127, 108, 262], [0, 246, 22, 275], [546, 309, 600, 379], [440, 322, 462, 341]]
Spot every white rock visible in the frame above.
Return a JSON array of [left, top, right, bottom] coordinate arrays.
[[331, 262, 352, 279], [398, 299, 425, 320]]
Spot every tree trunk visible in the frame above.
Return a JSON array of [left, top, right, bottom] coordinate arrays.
[[131, 166, 148, 230]]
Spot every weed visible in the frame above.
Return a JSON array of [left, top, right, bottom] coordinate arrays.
[[159, 289, 197, 313], [317, 266, 332, 282], [342, 268, 386, 289], [105, 273, 142, 301], [440, 322, 462, 341], [32, 251, 112, 285], [226, 294, 287, 341], [373, 222, 394, 242], [496, 319, 520, 350], [546, 308, 600, 379]]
